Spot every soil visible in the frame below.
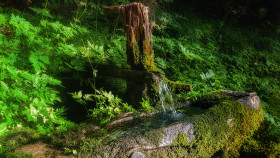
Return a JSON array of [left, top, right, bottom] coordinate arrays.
[[15, 142, 75, 158]]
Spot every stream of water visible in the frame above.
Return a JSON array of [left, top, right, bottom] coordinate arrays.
[[154, 75, 177, 112], [106, 76, 186, 139], [103, 75, 190, 143], [158, 78, 173, 112], [157, 76, 186, 125]]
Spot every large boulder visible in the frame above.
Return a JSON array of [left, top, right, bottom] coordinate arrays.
[[78, 90, 264, 158]]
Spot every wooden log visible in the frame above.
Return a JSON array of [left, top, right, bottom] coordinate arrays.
[[102, 5, 122, 13]]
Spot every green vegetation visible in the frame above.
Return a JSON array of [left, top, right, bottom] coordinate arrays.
[[139, 98, 154, 113], [71, 89, 134, 126], [0, 7, 76, 135], [172, 93, 265, 158], [0, 0, 280, 157]]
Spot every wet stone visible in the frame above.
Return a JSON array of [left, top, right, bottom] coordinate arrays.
[[160, 123, 195, 147], [130, 152, 145, 158]]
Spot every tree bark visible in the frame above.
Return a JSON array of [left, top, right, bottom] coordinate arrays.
[[103, 3, 157, 71]]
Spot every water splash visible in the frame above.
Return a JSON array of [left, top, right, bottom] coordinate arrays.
[[153, 74, 175, 113], [159, 79, 174, 112]]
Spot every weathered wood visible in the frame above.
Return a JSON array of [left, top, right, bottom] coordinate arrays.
[[103, 5, 122, 13], [103, 3, 157, 71]]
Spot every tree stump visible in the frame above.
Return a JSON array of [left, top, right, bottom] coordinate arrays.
[[103, 3, 157, 71], [102, 3, 192, 108]]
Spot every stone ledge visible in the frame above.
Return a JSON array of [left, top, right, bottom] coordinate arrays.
[[218, 90, 260, 109]]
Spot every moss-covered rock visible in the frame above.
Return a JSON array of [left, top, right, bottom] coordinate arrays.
[[164, 77, 192, 95], [76, 91, 264, 157], [240, 121, 280, 158], [175, 101, 263, 158]]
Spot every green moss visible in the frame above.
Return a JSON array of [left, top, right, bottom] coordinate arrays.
[[78, 137, 103, 154], [142, 52, 158, 72], [143, 127, 166, 146], [174, 133, 190, 147], [130, 39, 158, 71], [182, 107, 205, 117], [149, 80, 160, 106], [241, 121, 280, 158], [159, 77, 192, 108], [142, 39, 158, 72], [132, 41, 141, 67], [164, 77, 192, 94], [191, 92, 233, 109], [172, 93, 264, 157]]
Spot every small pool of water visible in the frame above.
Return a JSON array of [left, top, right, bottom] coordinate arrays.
[[124, 111, 185, 134], [100, 106, 205, 144], [102, 110, 187, 143]]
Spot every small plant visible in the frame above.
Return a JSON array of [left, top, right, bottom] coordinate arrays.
[[71, 89, 135, 126], [139, 98, 153, 113]]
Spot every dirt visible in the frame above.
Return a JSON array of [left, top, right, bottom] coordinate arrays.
[[15, 142, 75, 158]]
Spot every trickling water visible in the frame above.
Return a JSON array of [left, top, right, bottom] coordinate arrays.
[[101, 74, 200, 143], [154, 74, 176, 113], [159, 80, 173, 112]]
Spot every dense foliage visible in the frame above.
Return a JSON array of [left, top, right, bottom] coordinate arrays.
[[0, 0, 279, 157], [0, 8, 78, 134], [152, 10, 280, 135], [0, 1, 129, 135]]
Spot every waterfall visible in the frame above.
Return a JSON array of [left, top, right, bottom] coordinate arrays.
[[159, 79, 174, 112], [153, 74, 185, 121], [153, 74, 175, 113]]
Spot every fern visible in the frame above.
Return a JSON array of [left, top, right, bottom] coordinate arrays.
[[0, 8, 82, 135], [9, 14, 40, 38], [29, 7, 53, 18], [71, 89, 135, 126], [200, 70, 215, 80], [0, 13, 7, 26]]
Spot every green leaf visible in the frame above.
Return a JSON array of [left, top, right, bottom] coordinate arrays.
[[29, 7, 53, 18], [100, 118, 110, 127], [0, 122, 8, 135], [40, 19, 48, 27], [0, 13, 8, 26]]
